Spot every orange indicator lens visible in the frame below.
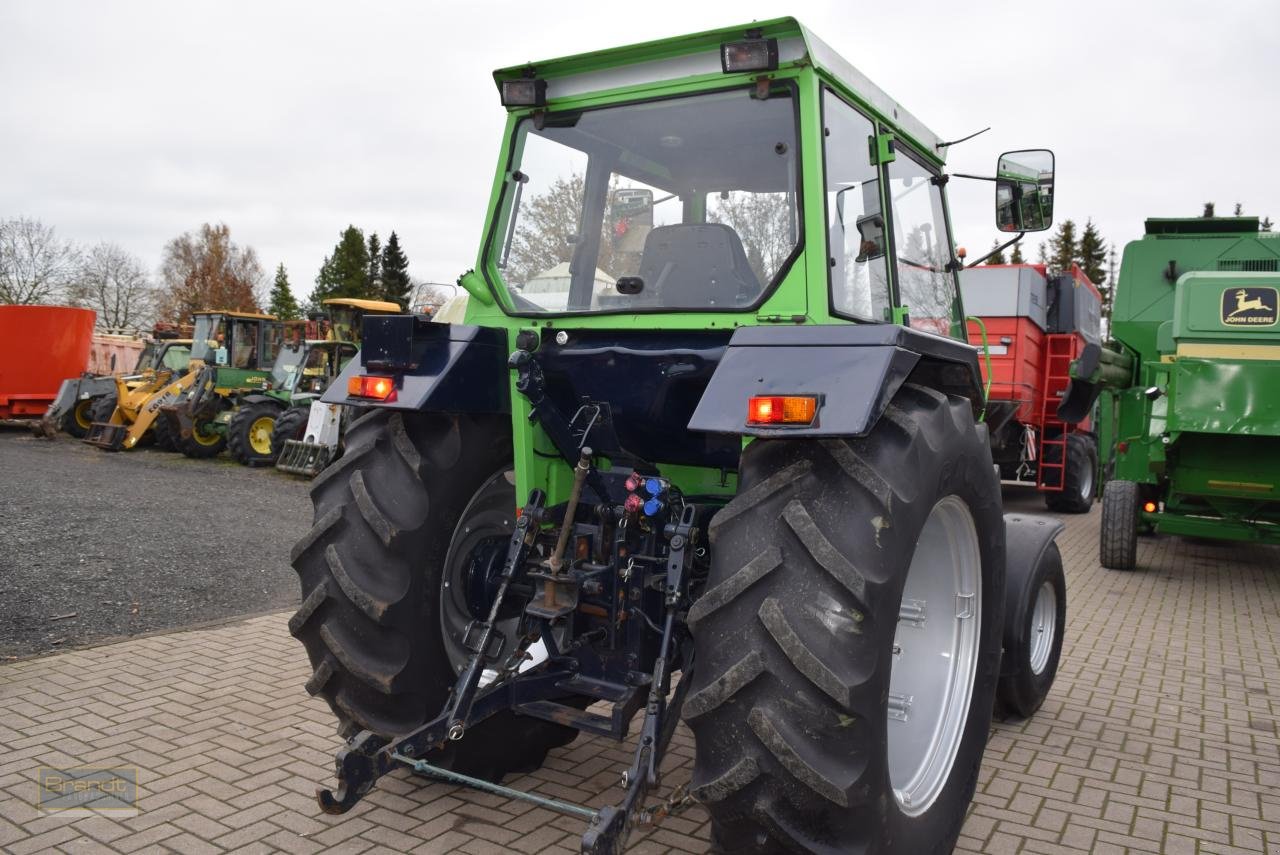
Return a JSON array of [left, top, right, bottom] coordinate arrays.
[[1143, 501, 1157, 513], [747, 395, 817, 425], [348, 375, 396, 400]]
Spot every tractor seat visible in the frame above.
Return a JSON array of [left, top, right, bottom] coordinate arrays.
[[636, 223, 760, 308]]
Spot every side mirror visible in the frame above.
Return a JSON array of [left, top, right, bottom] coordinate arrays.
[[995, 149, 1054, 232], [609, 188, 654, 254]]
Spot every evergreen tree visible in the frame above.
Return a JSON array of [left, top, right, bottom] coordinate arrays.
[[1077, 219, 1107, 288], [366, 233, 382, 296], [309, 226, 370, 304], [380, 231, 411, 309], [1036, 242, 1048, 265], [1010, 242, 1026, 264], [1234, 203, 1244, 216], [1262, 217, 1274, 232], [985, 239, 1006, 266], [1047, 219, 1077, 272], [1202, 202, 1215, 218], [268, 263, 300, 320]]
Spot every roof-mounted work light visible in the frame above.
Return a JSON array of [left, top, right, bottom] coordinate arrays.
[[501, 77, 547, 107], [720, 36, 778, 73]]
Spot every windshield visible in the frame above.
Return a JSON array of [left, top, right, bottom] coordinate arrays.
[[491, 86, 800, 313], [271, 343, 308, 390], [134, 342, 159, 372], [191, 314, 224, 363]]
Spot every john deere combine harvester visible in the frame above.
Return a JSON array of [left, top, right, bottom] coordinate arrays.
[[1073, 216, 1280, 569], [291, 19, 1071, 854]]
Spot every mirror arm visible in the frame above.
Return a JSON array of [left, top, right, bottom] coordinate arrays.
[[964, 232, 1025, 269], [951, 172, 998, 183]]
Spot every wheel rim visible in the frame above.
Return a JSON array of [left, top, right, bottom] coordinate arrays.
[[439, 472, 525, 677], [192, 423, 221, 446], [1028, 580, 1057, 676], [1078, 454, 1094, 503], [74, 400, 94, 429], [888, 495, 982, 817], [249, 415, 275, 455]]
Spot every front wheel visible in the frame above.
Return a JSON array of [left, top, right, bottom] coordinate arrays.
[[180, 419, 227, 458], [1100, 480, 1139, 570], [64, 397, 98, 438], [228, 401, 282, 466], [685, 384, 1005, 853], [269, 406, 310, 458]]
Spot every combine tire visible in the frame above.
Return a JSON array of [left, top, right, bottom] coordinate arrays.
[[228, 401, 282, 466], [1100, 480, 1139, 570], [270, 406, 309, 455], [64, 397, 98, 438], [685, 384, 1005, 853], [289, 410, 578, 780], [88, 393, 118, 426], [1044, 434, 1097, 514]]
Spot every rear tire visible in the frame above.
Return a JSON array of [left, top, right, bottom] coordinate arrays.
[[1100, 480, 1139, 570], [228, 401, 282, 466], [289, 409, 578, 780], [684, 384, 1005, 853], [1045, 434, 1097, 514]]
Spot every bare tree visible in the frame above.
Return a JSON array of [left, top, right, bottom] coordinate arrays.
[[411, 281, 455, 311], [708, 191, 794, 285], [155, 223, 265, 323], [0, 217, 79, 304], [68, 242, 157, 332]]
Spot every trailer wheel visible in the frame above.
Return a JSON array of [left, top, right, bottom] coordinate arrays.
[[88, 393, 117, 426], [289, 409, 577, 781], [685, 384, 1005, 853], [996, 542, 1065, 719], [270, 406, 309, 457], [1044, 434, 1097, 514], [64, 397, 98, 438], [1100, 480, 1139, 570], [228, 401, 283, 466]]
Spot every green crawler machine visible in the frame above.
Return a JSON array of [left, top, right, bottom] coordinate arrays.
[[1071, 217, 1280, 568]]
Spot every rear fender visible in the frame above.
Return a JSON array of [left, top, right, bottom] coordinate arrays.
[[322, 317, 510, 414], [687, 324, 984, 437], [1001, 513, 1065, 676]]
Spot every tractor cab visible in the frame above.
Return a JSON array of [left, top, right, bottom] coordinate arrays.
[[322, 297, 403, 346]]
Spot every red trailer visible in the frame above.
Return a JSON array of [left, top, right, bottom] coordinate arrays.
[[0, 305, 96, 420], [960, 263, 1102, 512]]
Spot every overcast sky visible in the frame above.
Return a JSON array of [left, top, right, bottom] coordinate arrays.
[[4, 0, 1278, 302]]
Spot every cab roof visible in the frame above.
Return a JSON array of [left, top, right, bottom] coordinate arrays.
[[492, 17, 945, 160], [194, 310, 276, 320], [322, 297, 403, 313]]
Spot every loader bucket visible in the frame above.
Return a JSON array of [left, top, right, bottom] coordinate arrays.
[[275, 439, 332, 477], [82, 422, 128, 451]]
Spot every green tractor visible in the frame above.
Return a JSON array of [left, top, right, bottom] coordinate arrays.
[[294, 19, 1069, 853], [1064, 216, 1280, 569], [159, 310, 281, 458]]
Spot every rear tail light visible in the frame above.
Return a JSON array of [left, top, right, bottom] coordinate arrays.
[[348, 375, 396, 401], [748, 395, 817, 426], [1143, 501, 1157, 513]]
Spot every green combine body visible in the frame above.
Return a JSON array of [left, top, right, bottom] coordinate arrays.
[[1095, 217, 1280, 567]]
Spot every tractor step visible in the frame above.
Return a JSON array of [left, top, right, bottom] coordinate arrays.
[[276, 439, 332, 477], [82, 422, 126, 451]]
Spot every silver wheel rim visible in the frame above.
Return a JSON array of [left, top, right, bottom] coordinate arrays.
[[1028, 580, 1057, 676], [1078, 455, 1094, 503], [888, 495, 982, 817]]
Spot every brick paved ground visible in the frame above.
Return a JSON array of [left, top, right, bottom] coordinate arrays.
[[1, 491, 1278, 854]]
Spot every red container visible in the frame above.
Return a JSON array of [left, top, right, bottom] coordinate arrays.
[[0, 305, 96, 418]]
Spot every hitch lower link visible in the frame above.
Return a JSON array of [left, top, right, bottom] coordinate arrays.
[[316, 473, 700, 855]]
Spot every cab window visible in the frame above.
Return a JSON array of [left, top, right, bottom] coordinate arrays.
[[886, 150, 957, 336], [823, 91, 890, 322]]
